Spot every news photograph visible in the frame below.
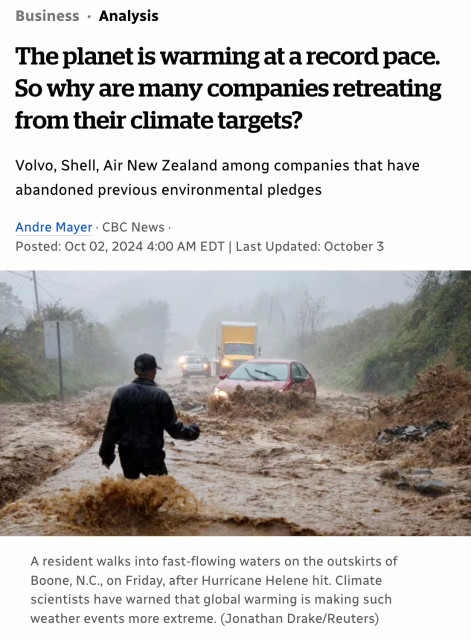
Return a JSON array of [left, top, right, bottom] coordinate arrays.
[[0, 270, 470, 537]]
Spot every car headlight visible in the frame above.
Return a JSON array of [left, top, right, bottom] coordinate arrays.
[[222, 359, 231, 367], [214, 387, 228, 398], [178, 356, 186, 364]]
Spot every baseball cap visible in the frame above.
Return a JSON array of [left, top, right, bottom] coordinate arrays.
[[134, 353, 162, 371]]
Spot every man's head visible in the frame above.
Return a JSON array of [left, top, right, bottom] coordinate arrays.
[[134, 353, 162, 380]]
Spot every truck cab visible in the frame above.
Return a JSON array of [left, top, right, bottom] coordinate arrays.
[[214, 322, 260, 375]]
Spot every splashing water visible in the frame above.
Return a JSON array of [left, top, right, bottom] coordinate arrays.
[[42, 475, 200, 535]]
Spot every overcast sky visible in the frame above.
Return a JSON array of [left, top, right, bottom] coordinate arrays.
[[2, 270, 417, 334]]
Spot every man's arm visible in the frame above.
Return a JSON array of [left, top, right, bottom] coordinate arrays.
[[98, 391, 121, 467], [160, 392, 200, 441]]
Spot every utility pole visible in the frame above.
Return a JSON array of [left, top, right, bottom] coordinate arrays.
[[32, 271, 40, 315]]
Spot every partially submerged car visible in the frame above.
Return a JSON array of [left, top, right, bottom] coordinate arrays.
[[181, 354, 212, 377], [213, 358, 316, 400]]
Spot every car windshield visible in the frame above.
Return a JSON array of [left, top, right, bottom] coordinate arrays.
[[229, 362, 289, 381], [224, 343, 255, 355], [187, 356, 207, 363]]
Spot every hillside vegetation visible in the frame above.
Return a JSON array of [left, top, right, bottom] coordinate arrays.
[[0, 303, 124, 401], [311, 272, 471, 393]]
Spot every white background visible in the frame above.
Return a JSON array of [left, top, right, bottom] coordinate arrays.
[[1, 0, 469, 269], [3, 536, 470, 638], [1, 1, 470, 637]]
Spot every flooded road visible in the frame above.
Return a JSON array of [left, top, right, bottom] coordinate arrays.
[[1, 372, 470, 536]]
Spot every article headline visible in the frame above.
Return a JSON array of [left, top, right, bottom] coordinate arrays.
[[14, 46, 442, 133]]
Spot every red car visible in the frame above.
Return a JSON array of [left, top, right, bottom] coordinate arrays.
[[213, 358, 316, 400]]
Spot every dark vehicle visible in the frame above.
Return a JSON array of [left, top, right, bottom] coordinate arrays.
[[178, 350, 197, 366], [182, 354, 212, 378], [213, 358, 316, 400]]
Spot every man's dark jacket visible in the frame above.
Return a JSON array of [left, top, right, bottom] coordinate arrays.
[[99, 378, 198, 467]]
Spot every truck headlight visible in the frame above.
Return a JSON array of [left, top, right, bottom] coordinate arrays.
[[214, 387, 228, 398], [222, 359, 231, 367]]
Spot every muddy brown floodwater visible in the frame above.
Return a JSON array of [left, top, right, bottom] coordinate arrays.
[[1, 366, 470, 536]]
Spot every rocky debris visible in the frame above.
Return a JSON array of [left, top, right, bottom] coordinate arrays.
[[175, 400, 207, 413], [378, 468, 404, 481], [373, 365, 471, 422], [376, 468, 410, 489], [374, 420, 451, 444], [376, 468, 451, 497], [362, 366, 471, 467], [413, 480, 450, 497], [396, 479, 411, 490], [251, 447, 287, 459]]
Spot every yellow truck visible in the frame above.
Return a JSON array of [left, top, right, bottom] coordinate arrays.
[[214, 322, 259, 376]]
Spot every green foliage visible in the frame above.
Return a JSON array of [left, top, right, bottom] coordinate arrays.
[[0, 301, 126, 402], [360, 271, 471, 391], [0, 341, 55, 400], [310, 303, 408, 390], [311, 271, 471, 393]]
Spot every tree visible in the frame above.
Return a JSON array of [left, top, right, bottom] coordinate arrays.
[[112, 300, 170, 364], [0, 282, 24, 330], [291, 291, 326, 357]]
